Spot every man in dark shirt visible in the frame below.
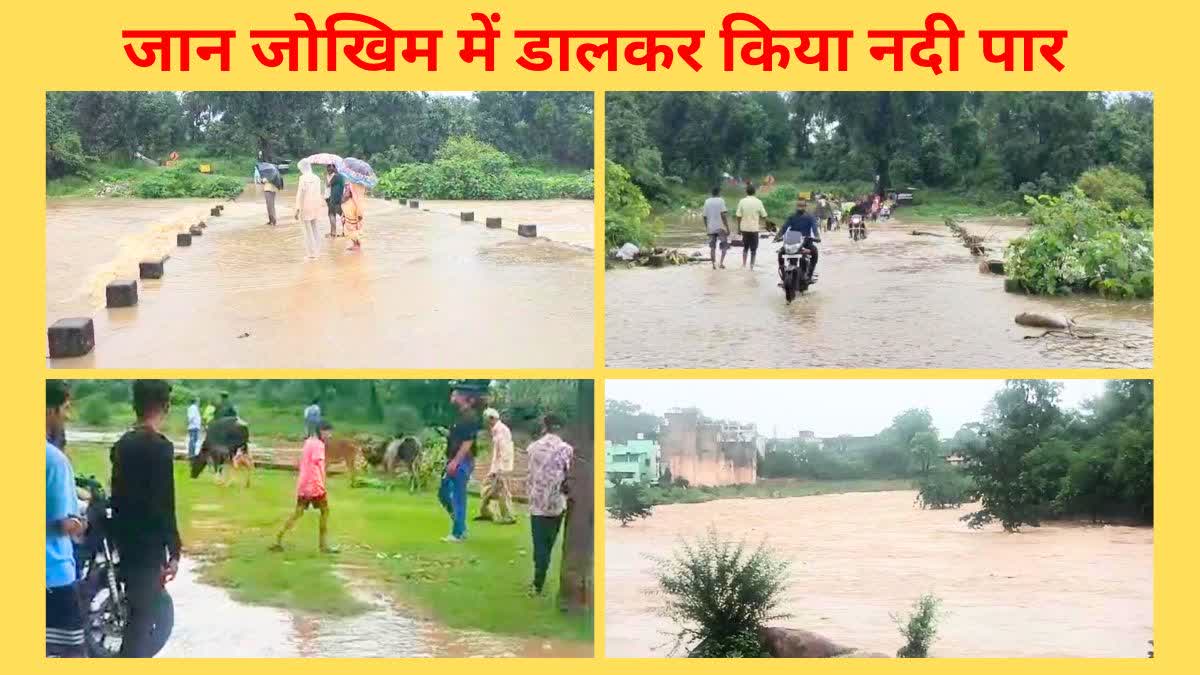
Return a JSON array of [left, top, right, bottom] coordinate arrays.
[[326, 164, 345, 237], [110, 379, 181, 658], [437, 382, 485, 543], [778, 198, 821, 280], [213, 392, 238, 420]]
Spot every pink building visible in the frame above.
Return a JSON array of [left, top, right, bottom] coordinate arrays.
[[660, 410, 758, 486]]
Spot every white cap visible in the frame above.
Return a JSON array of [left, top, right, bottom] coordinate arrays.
[[483, 408, 500, 420]]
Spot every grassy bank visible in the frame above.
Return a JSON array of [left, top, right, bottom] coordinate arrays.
[[69, 443, 590, 643], [625, 478, 913, 506], [47, 150, 255, 199]]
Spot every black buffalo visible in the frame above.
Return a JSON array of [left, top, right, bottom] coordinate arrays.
[[190, 417, 251, 481]]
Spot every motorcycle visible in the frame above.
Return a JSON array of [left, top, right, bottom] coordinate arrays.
[[849, 214, 868, 241], [74, 475, 174, 658], [777, 236, 816, 303]]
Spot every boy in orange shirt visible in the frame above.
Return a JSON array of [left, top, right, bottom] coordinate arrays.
[[271, 420, 336, 553]]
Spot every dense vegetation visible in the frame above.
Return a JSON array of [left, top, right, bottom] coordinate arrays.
[[606, 480, 654, 526], [1005, 189, 1153, 297], [607, 91, 1152, 207], [375, 136, 592, 201], [960, 380, 1153, 531], [47, 91, 593, 198], [69, 379, 585, 444]]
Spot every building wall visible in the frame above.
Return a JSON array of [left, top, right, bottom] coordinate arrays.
[[661, 411, 757, 486]]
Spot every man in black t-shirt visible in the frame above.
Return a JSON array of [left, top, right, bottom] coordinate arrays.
[[437, 383, 485, 543], [110, 379, 181, 658]]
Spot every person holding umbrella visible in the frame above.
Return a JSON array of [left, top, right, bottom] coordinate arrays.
[[300, 153, 345, 239], [336, 157, 377, 252], [258, 162, 284, 226]]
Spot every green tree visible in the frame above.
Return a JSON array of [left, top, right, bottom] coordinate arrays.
[[606, 480, 654, 526]]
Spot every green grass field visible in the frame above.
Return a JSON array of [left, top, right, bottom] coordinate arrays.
[[69, 443, 591, 644], [47, 150, 256, 198]]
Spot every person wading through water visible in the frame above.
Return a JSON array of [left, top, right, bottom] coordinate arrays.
[[326, 164, 345, 238], [109, 380, 181, 658]]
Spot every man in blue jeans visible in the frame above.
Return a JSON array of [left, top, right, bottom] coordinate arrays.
[[186, 397, 202, 458], [46, 380, 86, 657], [438, 383, 485, 543]]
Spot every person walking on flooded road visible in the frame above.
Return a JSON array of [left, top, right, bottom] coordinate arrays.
[[263, 177, 279, 226], [294, 159, 325, 259], [735, 184, 767, 270], [703, 187, 730, 269], [325, 164, 344, 238]]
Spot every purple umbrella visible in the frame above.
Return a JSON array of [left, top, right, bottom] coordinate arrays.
[[336, 157, 378, 189]]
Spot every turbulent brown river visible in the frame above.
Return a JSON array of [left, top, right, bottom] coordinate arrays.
[[604, 490, 1153, 658], [605, 215, 1153, 368], [46, 186, 594, 368]]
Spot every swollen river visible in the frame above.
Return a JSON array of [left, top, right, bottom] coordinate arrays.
[[605, 490, 1153, 658], [46, 187, 594, 368], [605, 216, 1152, 369]]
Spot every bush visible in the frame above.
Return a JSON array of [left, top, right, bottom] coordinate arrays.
[[132, 166, 244, 199], [79, 396, 113, 427], [604, 160, 659, 250], [760, 183, 801, 221], [653, 528, 790, 657], [1005, 190, 1153, 298], [915, 466, 973, 509], [388, 404, 424, 436], [606, 480, 654, 526], [1076, 166, 1148, 211], [375, 136, 593, 201], [103, 380, 130, 403], [894, 593, 941, 657]]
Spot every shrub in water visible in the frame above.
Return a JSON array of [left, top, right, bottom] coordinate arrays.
[[606, 480, 654, 526], [1005, 190, 1153, 298], [1075, 166, 1148, 212], [915, 465, 974, 509], [604, 160, 658, 250], [652, 527, 790, 657], [894, 593, 941, 658]]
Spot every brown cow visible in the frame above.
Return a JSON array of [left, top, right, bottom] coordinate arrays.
[[324, 436, 365, 485]]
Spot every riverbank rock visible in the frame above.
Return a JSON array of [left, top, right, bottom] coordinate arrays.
[[518, 224, 538, 238], [408, 199, 420, 208], [1015, 312, 1073, 330], [647, 253, 667, 268], [210, 207, 221, 216], [177, 232, 192, 246], [980, 259, 1004, 274], [759, 627, 858, 658], [615, 242, 640, 261], [48, 318, 95, 358], [460, 211, 474, 222], [486, 217, 502, 229], [105, 280, 138, 308], [189, 224, 203, 236]]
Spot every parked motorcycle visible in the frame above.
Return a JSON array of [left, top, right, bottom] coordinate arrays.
[[74, 475, 174, 658]]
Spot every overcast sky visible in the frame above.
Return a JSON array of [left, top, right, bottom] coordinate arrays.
[[606, 379, 1112, 438]]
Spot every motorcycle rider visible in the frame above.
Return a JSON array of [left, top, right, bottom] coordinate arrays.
[[110, 380, 181, 658], [777, 197, 821, 281]]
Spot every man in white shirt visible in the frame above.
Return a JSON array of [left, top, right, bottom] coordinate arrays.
[[475, 408, 516, 524], [186, 397, 202, 458], [735, 184, 768, 270], [702, 187, 729, 270]]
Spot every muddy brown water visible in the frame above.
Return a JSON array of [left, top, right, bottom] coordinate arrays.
[[161, 557, 587, 657], [604, 490, 1153, 658], [46, 187, 593, 368], [605, 215, 1152, 368]]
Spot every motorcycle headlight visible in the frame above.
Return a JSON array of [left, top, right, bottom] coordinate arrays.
[[784, 244, 801, 253]]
